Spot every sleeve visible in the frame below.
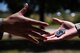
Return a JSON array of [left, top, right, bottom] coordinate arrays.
[[0, 18, 3, 40], [75, 23, 80, 33]]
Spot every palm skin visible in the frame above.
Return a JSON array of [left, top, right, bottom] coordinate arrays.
[[2, 3, 50, 44], [45, 18, 78, 42]]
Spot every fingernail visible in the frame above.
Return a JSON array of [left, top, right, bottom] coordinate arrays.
[[25, 3, 28, 6], [34, 41, 39, 44], [43, 40, 47, 42]]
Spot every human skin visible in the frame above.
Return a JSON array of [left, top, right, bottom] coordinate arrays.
[[2, 3, 50, 44], [44, 18, 78, 42]]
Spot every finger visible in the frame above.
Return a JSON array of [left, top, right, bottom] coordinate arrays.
[[44, 29, 59, 37], [44, 30, 66, 42], [44, 29, 76, 42], [29, 31, 47, 40], [45, 28, 65, 39], [52, 18, 64, 25], [18, 3, 28, 15], [31, 26, 50, 35], [42, 32, 54, 37], [45, 30, 66, 42], [23, 17, 49, 26], [23, 34, 39, 44], [47, 35, 55, 39], [41, 29, 57, 37], [57, 29, 77, 39], [44, 37, 60, 42]]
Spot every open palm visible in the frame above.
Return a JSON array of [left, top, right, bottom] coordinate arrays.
[[45, 18, 78, 42], [3, 3, 50, 44]]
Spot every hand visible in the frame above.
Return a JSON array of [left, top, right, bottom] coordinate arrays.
[[3, 3, 50, 44], [44, 18, 78, 42]]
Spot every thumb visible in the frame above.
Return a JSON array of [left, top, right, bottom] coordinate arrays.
[[52, 18, 64, 25], [18, 3, 28, 15]]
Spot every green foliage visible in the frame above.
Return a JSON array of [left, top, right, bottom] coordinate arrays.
[[73, 14, 80, 23]]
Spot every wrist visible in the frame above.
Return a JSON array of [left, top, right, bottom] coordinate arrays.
[[75, 23, 80, 38], [0, 18, 4, 39], [75, 23, 80, 33], [2, 18, 9, 32], [0, 18, 4, 32]]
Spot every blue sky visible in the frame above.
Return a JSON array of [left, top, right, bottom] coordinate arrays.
[[0, 2, 8, 12]]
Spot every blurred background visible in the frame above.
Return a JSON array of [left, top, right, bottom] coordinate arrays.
[[1, 0, 80, 53]]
